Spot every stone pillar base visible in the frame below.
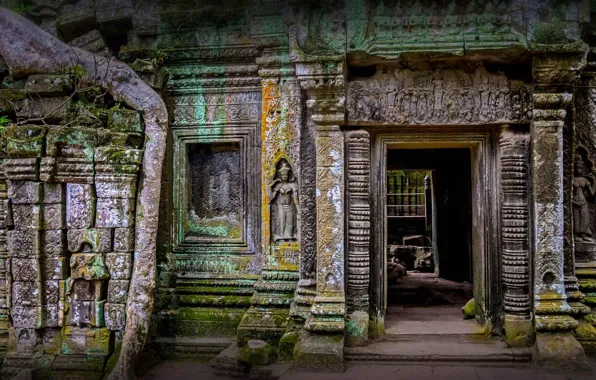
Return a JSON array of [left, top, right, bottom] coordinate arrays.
[[293, 333, 344, 372], [504, 315, 534, 347], [345, 311, 369, 347], [533, 332, 588, 371], [237, 307, 290, 347]]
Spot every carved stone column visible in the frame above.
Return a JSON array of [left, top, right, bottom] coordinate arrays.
[[531, 45, 588, 367], [237, 50, 302, 346], [500, 126, 532, 347], [295, 60, 346, 368], [344, 130, 370, 347]]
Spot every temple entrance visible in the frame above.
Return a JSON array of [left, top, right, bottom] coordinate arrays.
[[385, 148, 476, 337], [369, 128, 500, 338]]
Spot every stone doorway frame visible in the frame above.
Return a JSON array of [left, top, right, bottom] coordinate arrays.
[[370, 126, 500, 335]]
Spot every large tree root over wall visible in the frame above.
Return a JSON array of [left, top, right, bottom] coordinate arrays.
[[0, 6, 167, 379]]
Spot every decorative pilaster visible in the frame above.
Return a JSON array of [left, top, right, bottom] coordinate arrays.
[[344, 130, 370, 347], [499, 127, 533, 347], [237, 50, 302, 346], [531, 44, 588, 367], [295, 59, 346, 369]]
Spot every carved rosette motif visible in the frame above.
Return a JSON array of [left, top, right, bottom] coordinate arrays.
[[499, 128, 531, 318], [346, 131, 370, 313]]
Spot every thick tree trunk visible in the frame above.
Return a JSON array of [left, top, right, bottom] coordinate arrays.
[[0, 7, 167, 379]]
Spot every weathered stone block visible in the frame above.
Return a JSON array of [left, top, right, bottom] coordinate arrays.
[[0, 88, 25, 114], [67, 229, 112, 253], [105, 252, 132, 280], [107, 280, 129, 304], [39, 157, 56, 182], [42, 303, 61, 328], [107, 107, 142, 133], [41, 257, 68, 280], [70, 253, 109, 280], [41, 203, 66, 230], [4, 125, 46, 158], [43, 183, 65, 204], [11, 259, 40, 282], [104, 303, 126, 331], [42, 230, 67, 256], [11, 306, 42, 328], [8, 181, 42, 204], [12, 204, 41, 230], [66, 184, 96, 229], [113, 228, 134, 253], [71, 279, 104, 301], [46, 127, 97, 159], [57, 0, 97, 40], [61, 326, 111, 356], [41, 328, 62, 353], [12, 281, 41, 306], [14, 328, 39, 349], [4, 158, 39, 181], [0, 200, 10, 229], [17, 96, 71, 122], [25, 75, 72, 97], [95, 197, 135, 228], [8, 230, 41, 258], [43, 280, 65, 304], [67, 300, 105, 327], [69, 30, 111, 57], [95, 180, 137, 199]]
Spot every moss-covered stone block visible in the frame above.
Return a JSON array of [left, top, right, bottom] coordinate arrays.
[[583, 313, 596, 326], [107, 107, 142, 133], [278, 330, 301, 361], [238, 339, 277, 366], [0, 89, 25, 113], [532, 332, 588, 371], [294, 334, 345, 372], [25, 75, 72, 97], [61, 327, 111, 356], [3, 125, 46, 158], [504, 315, 534, 347], [345, 311, 369, 347]]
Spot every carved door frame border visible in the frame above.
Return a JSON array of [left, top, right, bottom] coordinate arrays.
[[370, 126, 500, 332]]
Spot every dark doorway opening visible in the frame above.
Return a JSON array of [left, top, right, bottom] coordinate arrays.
[[386, 148, 474, 310]]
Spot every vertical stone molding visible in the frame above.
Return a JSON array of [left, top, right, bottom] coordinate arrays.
[[531, 44, 588, 367], [344, 130, 370, 347], [499, 126, 532, 347]]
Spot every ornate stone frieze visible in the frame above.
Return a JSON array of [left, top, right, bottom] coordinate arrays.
[[347, 67, 531, 126]]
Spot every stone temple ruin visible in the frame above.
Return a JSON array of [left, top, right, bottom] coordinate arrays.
[[0, 0, 596, 378]]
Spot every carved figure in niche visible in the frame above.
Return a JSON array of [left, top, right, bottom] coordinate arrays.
[[573, 151, 596, 242], [270, 159, 298, 241]]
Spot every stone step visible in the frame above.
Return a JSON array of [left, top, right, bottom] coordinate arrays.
[[154, 337, 234, 360], [345, 341, 531, 366]]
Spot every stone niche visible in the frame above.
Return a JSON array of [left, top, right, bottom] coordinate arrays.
[[171, 123, 260, 259], [186, 142, 243, 242]]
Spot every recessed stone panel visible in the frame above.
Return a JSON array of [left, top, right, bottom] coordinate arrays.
[[70, 253, 109, 280]]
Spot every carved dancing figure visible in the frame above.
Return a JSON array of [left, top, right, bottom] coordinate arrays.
[[572, 154, 596, 242], [270, 161, 299, 241]]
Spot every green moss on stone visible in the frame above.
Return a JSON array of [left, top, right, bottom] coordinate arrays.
[[462, 298, 476, 319]]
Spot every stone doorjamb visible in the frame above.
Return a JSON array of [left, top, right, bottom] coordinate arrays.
[[370, 127, 499, 337]]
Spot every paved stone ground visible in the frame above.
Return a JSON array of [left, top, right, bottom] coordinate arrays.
[[141, 360, 596, 380]]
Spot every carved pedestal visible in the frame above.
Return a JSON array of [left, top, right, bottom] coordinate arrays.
[[531, 46, 588, 368]]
